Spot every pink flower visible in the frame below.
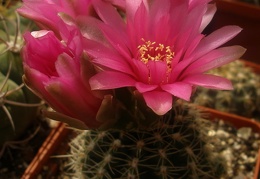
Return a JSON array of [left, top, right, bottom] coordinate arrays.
[[17, 0, 125, 40], [87, 0, 246, 115], [17, 0, 94, 38], [22, 30, 103, 128]]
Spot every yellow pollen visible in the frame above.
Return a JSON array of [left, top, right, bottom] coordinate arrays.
[[137, 38, 174, 66]]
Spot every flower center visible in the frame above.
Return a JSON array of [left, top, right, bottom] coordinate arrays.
[[137, 38, 175, 84], [137, 38, 174, 67]]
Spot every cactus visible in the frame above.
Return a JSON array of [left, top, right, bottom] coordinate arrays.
[[68, 100, 226, 179], [15, 0, 247, 178], [0, 2, 42, 146], [192, 60, 260, 120]]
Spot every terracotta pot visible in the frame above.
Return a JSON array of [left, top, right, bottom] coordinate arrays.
[[21, 109, 260, 179], [242, 59, 260, 73], [21, 122, 71, 179], [201, 107, 260, 179]]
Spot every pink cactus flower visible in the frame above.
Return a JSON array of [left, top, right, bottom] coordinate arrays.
[[22, 30, 103, 129], [17, 0, 125, 40], [88, 0, 246, 115], [17, 0, 94, 38]]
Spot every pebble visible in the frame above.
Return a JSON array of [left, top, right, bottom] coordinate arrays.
[[237, 127, 252, 140], [208, 119, 260, 179]]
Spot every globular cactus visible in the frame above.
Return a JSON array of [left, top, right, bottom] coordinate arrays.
[[192, 60, 260, 120], [0, 2, 42, 146], [68, 101, 226, 179]]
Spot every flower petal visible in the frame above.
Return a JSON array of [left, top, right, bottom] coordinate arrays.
[[45, 80, 101, 128], [55, 53, 79, 78], [55, 54, 100, 105], [23, 65, 70, 114], [92, 57, 134, 76], [126, 0, 145, 21], [184, 45, 246, 75], [98, 24, 130, 59], [131, 59, 150, 84], [193, 26, 242, 59], [200, 4, 217, 32], [143, 91, 172, 115], [149, 0, 170, 24], [183, 74, 233, 90], [90, 71, 136, 90], [23, 65, 49, 99], [85, 38, 120, 59], [22, 31, 71, 76], [135, 82, 158, 93], [161, 82, 193, 101], [189, 0, 212, 10], [92, 0, 125, 32], [108, 0, 126, 9], [175, 3, 206, 52], [148, 61, 168, 84]]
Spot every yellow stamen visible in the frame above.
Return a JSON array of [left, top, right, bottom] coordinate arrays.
[[137, 38, 174, 68], [137, 38, 175, 84]]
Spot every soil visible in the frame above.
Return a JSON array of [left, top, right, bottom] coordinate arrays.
[[0, 117, 52, 179]]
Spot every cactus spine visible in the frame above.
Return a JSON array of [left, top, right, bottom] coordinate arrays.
[[69, 101, 226, 179]]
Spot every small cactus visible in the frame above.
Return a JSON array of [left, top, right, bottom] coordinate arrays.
[[192, 60, 260, 120], [15, 0, 246, 178], [68, 101, 226, 179], [0, 2, 42, 146]]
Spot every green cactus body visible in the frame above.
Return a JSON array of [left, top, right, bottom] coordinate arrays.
[[0, 3, 41, 146], [192, 60, 260, 120], [69, 102, 226, 179], [0, 71, 28, 144]]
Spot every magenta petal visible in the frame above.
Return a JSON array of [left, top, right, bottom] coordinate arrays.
[[92, 0, 125, 32], [23, 66, 71, 115], [183, 34, 204, 59], [23, 65, 49, 98], [189, 0, 212, 9], [98, 24, 130, 59], [184, 46, 246, 74], [183, 74, 233, 90], [161, 82, 193, 101], [85, 38, 121, 59], [175, 3, 205, 49], [92, 57, 134, 76], [126, 0, 144, 20], [55, 53, 79, 78], [130, 1, 149, 44], [168, 2, 188, 39], [55, 56, 100, 105], [149, 0, 170, 23], [131, 60, 150, 83], [170, 56, 193, 82], [45, 81, 101, 128], [143, 91, 172, 115], [108, 0, 126, 9], [193, 26, 242, 59], [148, 61, 168, 84], [200, 4, 216, 32], [135, 82, 158, 93], [90, 71, 136, 90], [22, 31, 71, 76]]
